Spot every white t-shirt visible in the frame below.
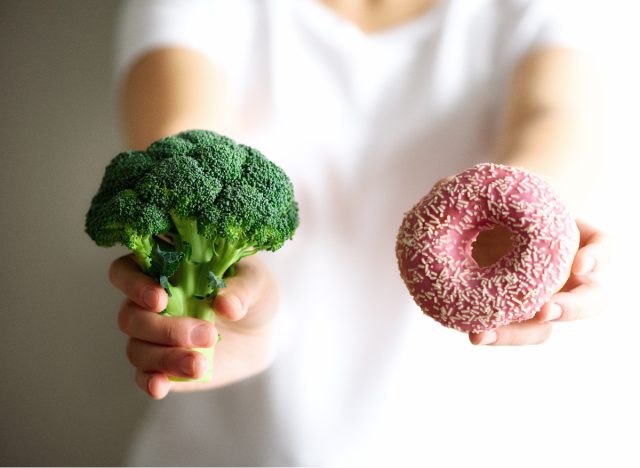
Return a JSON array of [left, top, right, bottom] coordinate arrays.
[[115, 1, 590, 465]]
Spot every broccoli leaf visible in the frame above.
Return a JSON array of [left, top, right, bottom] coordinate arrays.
[[207, 271, 226, 297], [159, 275, 172, 297], [149, 243, 184, 279]]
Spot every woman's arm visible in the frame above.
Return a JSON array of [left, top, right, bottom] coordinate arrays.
[[469, 47, 609, 346], [111, 48, 278, 398], [496, 47, 604, 210], [121, 47, 230, 149]]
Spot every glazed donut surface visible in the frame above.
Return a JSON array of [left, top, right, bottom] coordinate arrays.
[[396, 163, 579, 333]]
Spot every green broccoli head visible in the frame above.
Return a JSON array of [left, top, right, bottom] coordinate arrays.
[[85, 129, 299, 279], [86, 130, 298, 381], [201, 144, 298, 251]]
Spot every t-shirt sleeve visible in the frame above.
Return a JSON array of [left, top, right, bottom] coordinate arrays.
[[113, 0, 218, 88], [529, 1, 596, 53], [490, 0, 598, 96], [506, 0, 597, 57]]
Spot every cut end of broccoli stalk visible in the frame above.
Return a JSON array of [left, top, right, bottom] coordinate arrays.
[[169, 346, 215, 383]]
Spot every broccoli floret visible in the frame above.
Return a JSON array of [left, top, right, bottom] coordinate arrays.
[[85, 130, 299, 381]]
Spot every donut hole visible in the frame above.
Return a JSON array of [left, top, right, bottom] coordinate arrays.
[[471, 225, 514, 267]]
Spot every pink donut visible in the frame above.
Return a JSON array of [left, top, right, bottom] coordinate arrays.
[[396, 163, 579, 333]]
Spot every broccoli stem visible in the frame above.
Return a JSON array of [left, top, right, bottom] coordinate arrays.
[[160, 215, 260, 383], [165, 260, 215, 383], [169, 261, 213, 319], [130, 234, 154, 270], [209, 238, 257, 278], [166, 278, 214, 382], [170, 212, 213, 263]]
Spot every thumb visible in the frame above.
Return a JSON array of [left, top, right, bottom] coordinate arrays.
[[213, 256, 278, 326], [433, 176, 453, 190]]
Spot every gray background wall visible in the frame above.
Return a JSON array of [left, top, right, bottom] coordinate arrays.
[[0, 1, 149, 465], [1, 1, 640, 466]]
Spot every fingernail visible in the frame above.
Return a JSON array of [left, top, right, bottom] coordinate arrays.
[[545, 303, 563, 322], [190, 325, 213, 347], [220, 293, 242, 315], [143, 288, 157, 308], [577, 256, 596, 275], [181, 355, 196, 377], [478, 331, 497, 345]]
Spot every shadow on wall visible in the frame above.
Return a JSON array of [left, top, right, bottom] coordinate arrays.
[[0, 1, 151, 465]]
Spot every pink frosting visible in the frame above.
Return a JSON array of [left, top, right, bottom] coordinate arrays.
[[396, 163, 579, 333]]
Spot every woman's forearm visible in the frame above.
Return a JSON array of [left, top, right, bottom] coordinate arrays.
[[496, 47, 604, 210], [120, 47, 231, 150]]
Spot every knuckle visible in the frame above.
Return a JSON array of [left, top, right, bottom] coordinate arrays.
[[117, 300, 133, 334], [157, 348, 174, 373], [161, 319, 185, 346], [125, 339, 137, 366], [135, 284, 152, 308], [107, 259, 119, 286], [562, 301, 579, 321]]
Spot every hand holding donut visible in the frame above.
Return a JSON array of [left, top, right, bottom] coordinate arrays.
[[468, 218, 608, 345], [396, 164, 609, 346]]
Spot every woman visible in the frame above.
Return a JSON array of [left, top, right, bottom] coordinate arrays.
[[108, 0, 607, 465]]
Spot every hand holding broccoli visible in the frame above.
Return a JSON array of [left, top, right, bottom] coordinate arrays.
[[86, 130, 298, 394], [109, 252, 279, 398]]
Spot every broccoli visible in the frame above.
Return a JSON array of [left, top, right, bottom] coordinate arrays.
[[85, 130, 299, 381]]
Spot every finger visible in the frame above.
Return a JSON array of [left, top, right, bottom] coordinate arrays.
[[534, 301, 564, 322], [433, 176, 453, 189], [572, 220, 610, 276], [126, 338, 208, 379], [541, 282, 606, 322], [576, 219, 607, 246], [215, 288, 245, 322], [571, 241, 608, 277], [135, 370, 171, 400], [118, 300, 217, 347], [469, 321, 553, 346], [108, 255, 168, 312], [214, 257, 276, 322]]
